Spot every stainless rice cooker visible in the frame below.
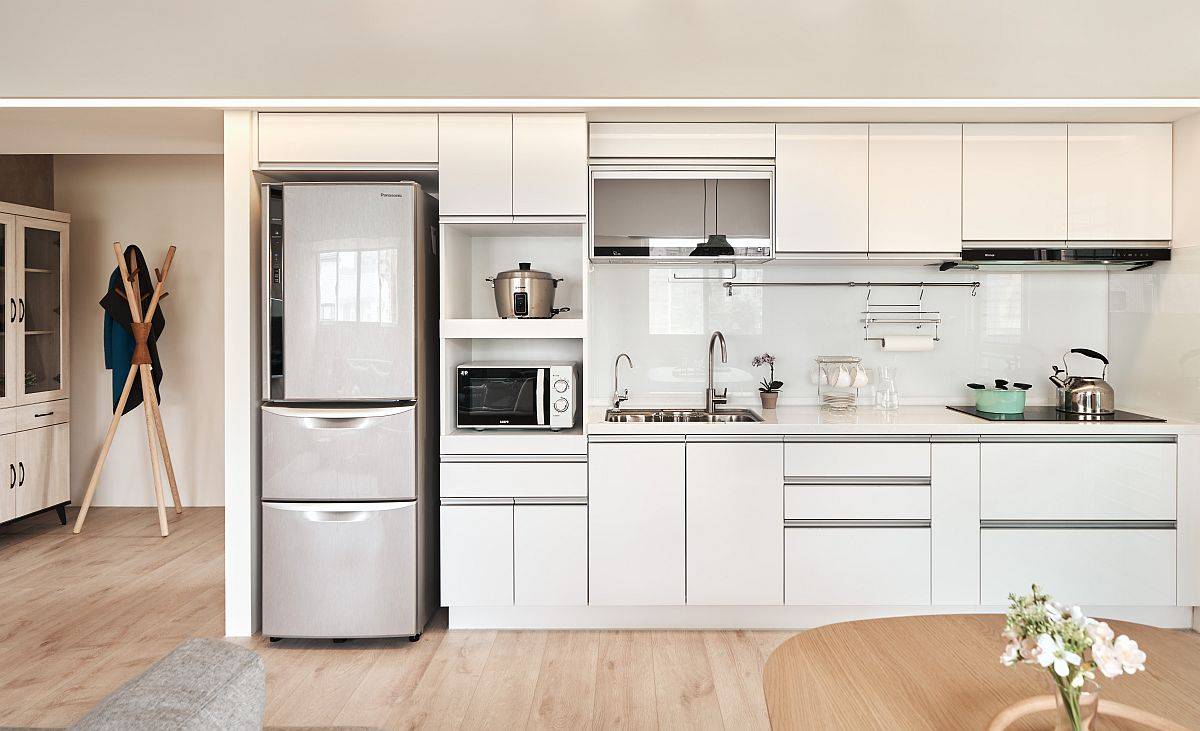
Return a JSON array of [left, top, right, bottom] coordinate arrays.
[[485, 262, 570, 319]]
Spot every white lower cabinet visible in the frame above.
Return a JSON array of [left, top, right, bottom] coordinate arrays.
[[0, 434, 14, 522], [514, 504, 587, 606], [785, 527, 931, 605], [980, 528, 1176, 606], [440, 503, 514, 606], [686, 440, 783, 605], [589, 440, 685, 605]]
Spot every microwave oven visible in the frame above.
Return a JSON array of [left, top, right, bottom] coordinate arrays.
[[457, 362, 578, 430]]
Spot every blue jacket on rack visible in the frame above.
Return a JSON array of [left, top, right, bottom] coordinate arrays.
[[101, 245, 165, 414]]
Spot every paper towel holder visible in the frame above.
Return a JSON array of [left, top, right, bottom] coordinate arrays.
[[861, 285, 943, 344]]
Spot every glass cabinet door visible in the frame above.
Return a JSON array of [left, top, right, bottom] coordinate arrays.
[[16, 217, 68, 404], [0, 214, 14, 409]]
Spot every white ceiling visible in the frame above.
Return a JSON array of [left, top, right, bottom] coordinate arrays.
[[2, 0, 1200, 100]]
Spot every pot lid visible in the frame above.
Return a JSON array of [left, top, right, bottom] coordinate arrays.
[[495, 262, 554, 280]]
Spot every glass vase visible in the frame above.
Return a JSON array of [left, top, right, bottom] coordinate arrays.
[[1050, 677, 1100, 731]]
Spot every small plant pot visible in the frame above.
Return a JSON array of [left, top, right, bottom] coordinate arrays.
[[759, 391, 780, 410]]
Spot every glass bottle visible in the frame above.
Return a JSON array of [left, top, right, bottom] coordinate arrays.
[[874, 365, 899, 411]]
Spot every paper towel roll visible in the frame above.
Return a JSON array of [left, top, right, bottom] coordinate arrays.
[[879, 335, 936, 352]]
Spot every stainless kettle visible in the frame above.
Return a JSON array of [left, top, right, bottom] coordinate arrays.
[[1049, 348, 1115, 415]]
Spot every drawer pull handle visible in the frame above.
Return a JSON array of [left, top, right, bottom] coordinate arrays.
[[8, 298, 14, 323], [18, 462, 24, 487], [301, 510, 372, 523], [33, 412, 54, 418], [8, 464, 13, 489], [300, 417, 371, 430], [18, 299, 24, 323]]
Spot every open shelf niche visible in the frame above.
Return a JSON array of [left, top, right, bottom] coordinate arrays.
[[438, 220, 590, 454]]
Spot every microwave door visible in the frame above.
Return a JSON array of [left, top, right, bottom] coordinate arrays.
[[282, 184, 417, 401], [458, 368, 545, 428]]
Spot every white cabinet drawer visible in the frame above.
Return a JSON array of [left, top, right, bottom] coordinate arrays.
[[980, 441, 1176, 521], [785, 527, 931, 605], [785, 483, 929, 521], [440, 460, 586, 499], [588, 122, 775, 158], [440, 504, 514, 606], [981, 528, 1175, 606], [257, 113, 438, 165], [13, 399, 69, 432], [785, 441, 930, 478]]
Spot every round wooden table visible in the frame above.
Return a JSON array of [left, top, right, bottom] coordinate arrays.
[[763, 614, 1200, 729]]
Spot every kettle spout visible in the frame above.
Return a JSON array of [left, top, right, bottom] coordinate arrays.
[[1049, 375, 1066, 388]]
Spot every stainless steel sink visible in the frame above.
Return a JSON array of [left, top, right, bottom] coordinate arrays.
[[603, 408, 764, 423]]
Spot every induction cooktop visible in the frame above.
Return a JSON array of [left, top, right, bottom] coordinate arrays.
[[947, 405, 1166, 422]]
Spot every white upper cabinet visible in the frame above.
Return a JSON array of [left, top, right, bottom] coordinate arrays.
[[1067, 123, 1172, 241], [440, 113, 587, 217], [962, 124, 1067, 241], [438, 114, 514, 216], [512, 114, 587, 216], [256, 113, 438, 166], [775, 124, 868, 254], [588, 122, 776, 158], [868, 124, 963, 255]]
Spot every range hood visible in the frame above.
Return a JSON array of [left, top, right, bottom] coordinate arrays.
[[590, 167, 774, 263], [961, 244, 1171, 268]]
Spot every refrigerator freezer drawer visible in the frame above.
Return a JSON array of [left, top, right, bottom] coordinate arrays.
[[262, 501, 417, 638], [262, 405, 417, 501]]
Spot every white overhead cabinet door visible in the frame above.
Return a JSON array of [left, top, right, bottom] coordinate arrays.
[[962, 124, 1067, 241], [868, 124, 963, 255], [775, 124, 868, 254], [438, 114, 514, 216], [1067, 123, 1172, 241], [513, 114, 587, 216], [256, 113, 438, 166]]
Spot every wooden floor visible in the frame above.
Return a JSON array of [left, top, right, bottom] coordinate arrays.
[[0, 507, 794, 729]]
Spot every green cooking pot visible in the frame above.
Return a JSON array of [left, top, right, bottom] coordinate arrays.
[[973, 388, 1027, 414]]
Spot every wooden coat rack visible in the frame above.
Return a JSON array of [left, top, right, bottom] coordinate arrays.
[[74, 244, 180, 537]]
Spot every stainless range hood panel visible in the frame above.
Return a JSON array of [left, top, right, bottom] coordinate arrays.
[[961, 242, 1171, 266]]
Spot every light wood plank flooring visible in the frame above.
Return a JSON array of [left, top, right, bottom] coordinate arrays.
[[0, 507, 794, 729]]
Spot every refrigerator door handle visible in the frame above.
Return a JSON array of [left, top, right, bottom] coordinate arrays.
[[301, 510, 373, 523], [262, 405, 415, 420], [264, 501, 415, 513]]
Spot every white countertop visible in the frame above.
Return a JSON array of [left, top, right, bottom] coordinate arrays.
[[586, 405, 1199, 436]]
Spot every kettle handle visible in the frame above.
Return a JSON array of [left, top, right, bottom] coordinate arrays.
[[1070, 348, 1109, 365]]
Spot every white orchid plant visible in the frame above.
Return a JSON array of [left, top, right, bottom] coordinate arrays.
[[1002, 585, 1146, 729]]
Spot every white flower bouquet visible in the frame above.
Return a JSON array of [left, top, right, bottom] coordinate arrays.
[[1002, 585, 1146, 730]]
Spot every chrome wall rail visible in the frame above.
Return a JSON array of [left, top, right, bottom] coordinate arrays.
[[723, 280, 980, 296]]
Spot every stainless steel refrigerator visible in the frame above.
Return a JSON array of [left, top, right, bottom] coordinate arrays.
[[260, 182, 438, 640]]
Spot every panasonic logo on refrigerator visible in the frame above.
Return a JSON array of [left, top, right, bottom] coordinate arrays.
[[380, 193, 404, 198]]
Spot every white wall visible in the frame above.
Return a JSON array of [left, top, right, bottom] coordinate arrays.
[[589, 264, 1108, 408], [55, 154, 225, 506], [1108, 113, 1200, 420], [1, 1, 1199, 99]]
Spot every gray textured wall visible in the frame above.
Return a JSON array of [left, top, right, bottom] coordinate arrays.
[[0, 155, 53, 209]]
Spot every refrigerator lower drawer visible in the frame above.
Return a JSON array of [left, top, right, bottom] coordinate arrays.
[[262, 501, 417, 638], [262, 405, 417, 501]]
